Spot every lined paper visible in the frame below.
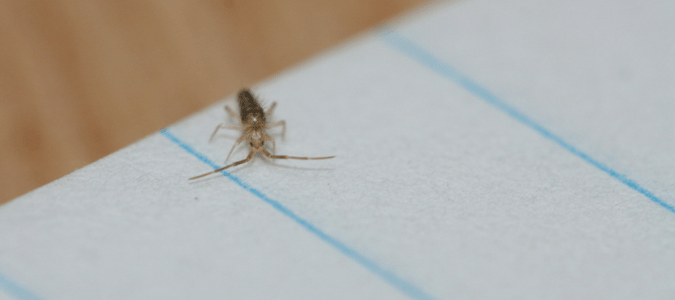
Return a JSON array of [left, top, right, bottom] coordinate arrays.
[[1, 0, 674, 299]]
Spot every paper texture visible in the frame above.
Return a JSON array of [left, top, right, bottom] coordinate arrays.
[[1, 0, 674, 299]]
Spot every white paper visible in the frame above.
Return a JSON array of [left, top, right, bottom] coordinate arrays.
[[1, 0, 674, 299]]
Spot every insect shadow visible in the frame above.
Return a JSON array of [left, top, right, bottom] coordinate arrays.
[[190, 88, 335, 180]]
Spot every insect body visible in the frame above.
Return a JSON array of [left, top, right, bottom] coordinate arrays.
[[189, 89, 335, 180]]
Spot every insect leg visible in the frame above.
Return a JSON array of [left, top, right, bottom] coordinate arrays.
[[209, 123, 244, 142], [263, 132, 276, 154], [225, 132, 250, 163], [265, 102, 277, 116], [266, 120, 286, 137], [225, 106, 241, 121]]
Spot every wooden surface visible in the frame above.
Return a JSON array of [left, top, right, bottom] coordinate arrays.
[[0, 0, 428, 205]]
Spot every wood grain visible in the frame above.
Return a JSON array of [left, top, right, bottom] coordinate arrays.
[[0, 0, 428, 204]]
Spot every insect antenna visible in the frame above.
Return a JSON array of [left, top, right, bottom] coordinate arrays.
[[189, 152, 255, 180], [261, 149, 335, 160]]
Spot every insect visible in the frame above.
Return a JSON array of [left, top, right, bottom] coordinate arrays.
[[189, 88, 335, 180]]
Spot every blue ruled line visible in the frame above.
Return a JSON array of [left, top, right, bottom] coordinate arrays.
[[380, 29, 675, 215], [0, 270, 43, 300], [160, 129, 438, 300]]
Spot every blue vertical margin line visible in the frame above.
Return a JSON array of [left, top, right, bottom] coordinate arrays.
[[379, 29, 675, 215], [159, 129, 439, 300], [0, 270, 43, 300]]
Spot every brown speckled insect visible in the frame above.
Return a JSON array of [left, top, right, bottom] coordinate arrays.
[[189, 88, 335, 180]]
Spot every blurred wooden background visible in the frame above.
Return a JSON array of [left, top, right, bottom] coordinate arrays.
[[0, 0, 428, 205]]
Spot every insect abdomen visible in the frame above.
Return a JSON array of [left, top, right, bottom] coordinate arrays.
[[238, 89, 266, 123]]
